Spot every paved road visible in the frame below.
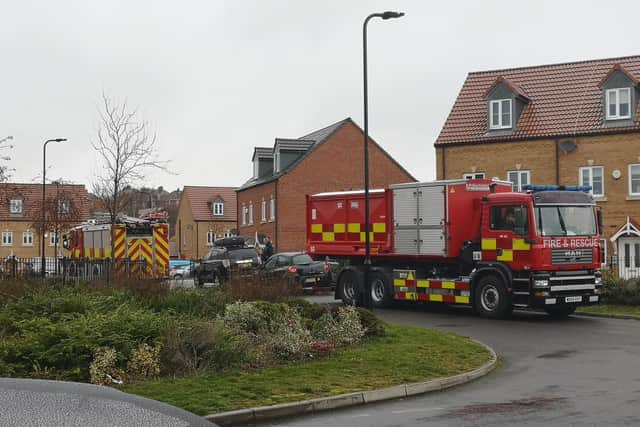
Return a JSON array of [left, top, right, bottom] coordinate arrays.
[[256, 299, 640, 426]]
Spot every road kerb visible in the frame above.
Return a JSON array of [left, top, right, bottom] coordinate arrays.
[[575, 311, 640, 321], [205, 339, 497, 426]]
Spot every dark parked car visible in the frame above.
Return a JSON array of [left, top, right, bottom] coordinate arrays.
[[194, 246, 260, 287], [261, 252, 332, 289]]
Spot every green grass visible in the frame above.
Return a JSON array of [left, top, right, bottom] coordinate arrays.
[[577, 304, 640, 318], [122, 323, 490, 416]]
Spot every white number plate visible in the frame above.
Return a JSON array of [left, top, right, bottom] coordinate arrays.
[[565, 296, 582, 303]]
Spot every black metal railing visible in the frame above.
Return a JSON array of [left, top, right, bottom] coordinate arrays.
[[0, 257, 155, 283]]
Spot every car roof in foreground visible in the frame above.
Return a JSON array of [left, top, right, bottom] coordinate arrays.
[[0, 378, 214, 427]]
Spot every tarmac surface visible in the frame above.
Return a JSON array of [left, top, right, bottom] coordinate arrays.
[[0, 378, 214, 426], [255, 298, 640, 427]]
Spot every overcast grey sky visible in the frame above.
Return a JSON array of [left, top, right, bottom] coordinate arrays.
[[3, 0, 639, 191]]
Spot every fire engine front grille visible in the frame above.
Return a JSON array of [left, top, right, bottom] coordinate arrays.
[[551, 248, 593, 265]]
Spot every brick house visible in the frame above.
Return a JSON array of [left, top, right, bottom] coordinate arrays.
[[175, 186, 237, 259], [0, 183, 89, 258], [434, 55, 640, 277], [237, 117, 415, 252]]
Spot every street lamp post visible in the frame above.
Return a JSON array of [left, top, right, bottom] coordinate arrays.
[[41, 138, 67, 277], [362, 11, 404, 308]]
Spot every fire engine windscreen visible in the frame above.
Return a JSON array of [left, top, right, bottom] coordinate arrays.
[[534, 206, 597, 237]]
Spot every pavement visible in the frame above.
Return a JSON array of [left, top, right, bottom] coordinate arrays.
[[251, 299, 640, 426], [0, 378, 214, 426]]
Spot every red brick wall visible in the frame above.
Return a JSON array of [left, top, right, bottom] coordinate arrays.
[[236, 181, 277, 246], [276, 121, 414, 251]]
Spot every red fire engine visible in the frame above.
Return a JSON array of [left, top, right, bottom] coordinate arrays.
[[62, 216, 170, 278], [306, 179, 603, 318]]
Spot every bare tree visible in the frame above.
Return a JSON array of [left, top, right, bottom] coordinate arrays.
[[92, 93, 170, 258], [0, 135, 14, 183]]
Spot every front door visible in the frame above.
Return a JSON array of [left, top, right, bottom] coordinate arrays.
[[618, 237, 640, 279]]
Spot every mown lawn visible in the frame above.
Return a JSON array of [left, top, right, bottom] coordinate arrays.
[[123, 323, 491, 416], [577, 304, 640, 318]]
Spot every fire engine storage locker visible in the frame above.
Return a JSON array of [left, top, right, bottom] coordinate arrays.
[[390, 180, 513, 258]]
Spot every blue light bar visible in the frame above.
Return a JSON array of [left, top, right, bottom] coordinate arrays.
[[522, 185, 592, 192]]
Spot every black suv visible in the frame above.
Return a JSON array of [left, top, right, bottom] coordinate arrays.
[[194, 239, 261, 287]]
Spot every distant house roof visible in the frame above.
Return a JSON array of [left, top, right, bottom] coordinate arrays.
[[240, 117, 414, 191], [181, 186, 237, 222], [0, 183, 89, 221], [436, 55, 640, 146]]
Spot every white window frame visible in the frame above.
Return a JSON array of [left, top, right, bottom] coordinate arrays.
[[629, 164, 640, 196], [9, 199, 23, 214], [213, 201, 224, 216], [261, 199, 266, 223], [253, 160, 260, 179], [489, 99, 513, 130], [579, 166, 605, 197], [274, 151, 280, 173], [507, 170, 531, 192], [242, 204, 247, 225], [248, 203, 254, 225], [2, 231, 12, 246], [49, 231, 59, 247], [58, 199, 70, 215], [606, 88, 632, 120], [206, 230, 215, 246], [22, 231, 33, 246], [463, 173, 485, 180], [270, 197, 276, 221]]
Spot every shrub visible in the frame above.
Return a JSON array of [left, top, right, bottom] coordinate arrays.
[[266, 307, 311, 361], [223, 301, 268, 335], [602, 275, 640, 305], [355, 308, 386, 337], [160, 320, 250, 375], [308, 340, 334, 357], [312, 305, 365, 347], [144, 288, 229, 319], [285, 298, 326, 321], [224, 274, 302, 303], [89, 347, 124, 385], [127, 343, 162, 381]]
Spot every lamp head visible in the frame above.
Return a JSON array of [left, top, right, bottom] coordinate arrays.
[[381, 11, 405, 20]]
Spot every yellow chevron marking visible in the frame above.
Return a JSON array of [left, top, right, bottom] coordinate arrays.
[[497, 249, 513, 262], [407, 271, 415, 280], [360, 232, 374, 242], [333, 223, 345, 233], [322, 232, 335, 242], [481, 238, 496, 250], [405, 292, 417, 300], [513, 238, 531, 251], [417, 280, 430, 288]]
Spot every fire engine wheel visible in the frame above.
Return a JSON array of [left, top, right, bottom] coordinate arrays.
[[370, 271, 393, 308], [474, 275, 512, 319], [339, 270, 360, 306], [544, 306, 576, 318]]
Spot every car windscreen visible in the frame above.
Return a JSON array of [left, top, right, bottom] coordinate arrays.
[[534, 206, 596, 237], [292, 254, 313, 265], [228, 249, 257, 262]]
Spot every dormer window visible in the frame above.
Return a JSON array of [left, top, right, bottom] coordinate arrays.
[[606, 88, 631, 120], [489, 99, 512, 129], [213, 200, 224, 216], [9, 198, 23, 214]]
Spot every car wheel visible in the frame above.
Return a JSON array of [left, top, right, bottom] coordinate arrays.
[[544, 306, 576, 318], [338, 269, 361, 306], [370, 270, 393, 308], [474, 275, 512, 319]]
